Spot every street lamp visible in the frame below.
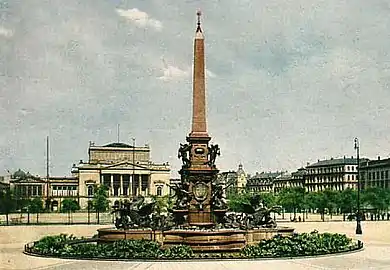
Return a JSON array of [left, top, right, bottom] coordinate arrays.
[[354, 138, 363, 235]]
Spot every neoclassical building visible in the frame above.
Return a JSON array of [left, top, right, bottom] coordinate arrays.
[[73, 142, 170, 208], [359, 157, 390, 190], [304, 157, 368, 192]]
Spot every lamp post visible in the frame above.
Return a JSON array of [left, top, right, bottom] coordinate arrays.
[[132, 138, 135, 196], [354, 138, 363, 235]]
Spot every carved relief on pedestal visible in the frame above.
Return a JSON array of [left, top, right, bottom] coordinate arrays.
[[190, 144, 208, 165]]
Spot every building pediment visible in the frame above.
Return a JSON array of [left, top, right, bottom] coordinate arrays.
[[103, 161, 149, 170]]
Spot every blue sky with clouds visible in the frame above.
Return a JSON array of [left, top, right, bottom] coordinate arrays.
[[1, 0, 390, 177]]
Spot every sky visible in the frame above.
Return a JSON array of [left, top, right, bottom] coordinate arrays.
[[1, 0, 390, 178]]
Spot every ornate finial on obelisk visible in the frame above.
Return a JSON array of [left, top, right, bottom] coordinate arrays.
[[196, 10, 202, 33]]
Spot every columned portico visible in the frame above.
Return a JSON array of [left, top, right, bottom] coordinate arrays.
[[77, 142, 170, 208]]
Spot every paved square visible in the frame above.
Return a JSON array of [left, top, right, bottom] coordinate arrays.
[[1, 221, 389, 270]]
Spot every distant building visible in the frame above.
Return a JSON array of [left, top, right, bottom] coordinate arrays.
[[236, 164, 247, 192], [10, 169, 46, 199], [0, 175, 10, 191], [359, 156, 390, 190], [217, 164, 247, 197], [3, 141, 170, 211], [74, 142, 170, 208], [45, 176, 79, 211], [246, 171, 285, 193], [304, 156, 368, 192]]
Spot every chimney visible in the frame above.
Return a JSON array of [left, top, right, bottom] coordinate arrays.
[[378, 156, 381, 160]]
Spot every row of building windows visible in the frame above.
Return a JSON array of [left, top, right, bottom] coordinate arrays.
[[15, 185, 43, 197], [52, 185, 77, 191], [307, 166, 356, 175], [363, 171, 389, 181]]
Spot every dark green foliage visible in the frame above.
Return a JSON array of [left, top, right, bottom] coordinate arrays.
[[362, 187, 390, 213], [61, 199, 80, 213], [32, 234, 78, 255], [0, 188, 17, 225], [162, 245, 194, 259], [241, 231, 354, 258], [29, 197, 44, 223], [29, 198, 44, 213], [277, 187, 305, 219], [30, 232, 357, 260], [91, 185, 109, 212], [227, 192, 253, 212], [30, 235, 193, 259], [91, 185, 109, 223]]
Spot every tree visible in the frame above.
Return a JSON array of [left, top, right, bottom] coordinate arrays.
[[0, 188, 16, 225], [61, 199, 80, 224], [150, 195, 171, 215], [29, 197, 44, 223], [362, 187, 390, 216], [323, 189, 339, 219], [227, 191, 252, 212], [261, 192, 278, 207], [277, 187, 305, 220], [91, 185, 109, 224], [338, 188, 357, 220]]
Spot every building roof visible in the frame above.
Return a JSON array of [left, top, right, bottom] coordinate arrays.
[[103, 142, 134, 148], [360, 157, 390, 169], [306, 157, 360, 168]]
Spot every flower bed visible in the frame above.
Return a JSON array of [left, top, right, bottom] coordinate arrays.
[[25, 231, 362, 260]]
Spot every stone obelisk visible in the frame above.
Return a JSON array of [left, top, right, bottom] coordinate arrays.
[[189, 11, 208, 139], [177, 11, 220, 227]]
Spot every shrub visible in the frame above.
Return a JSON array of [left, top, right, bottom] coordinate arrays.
[[241, 231, 354, 258], [163, 245, 194, 259]]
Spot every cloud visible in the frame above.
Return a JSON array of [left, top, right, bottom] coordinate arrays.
[[158, 65, 189, 81], [206, 69, 216, 78], [0, 26, 13, 37], [116, 8, 162, 31]]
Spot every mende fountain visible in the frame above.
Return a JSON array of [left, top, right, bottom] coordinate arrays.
[[97, 11, 294, 252]]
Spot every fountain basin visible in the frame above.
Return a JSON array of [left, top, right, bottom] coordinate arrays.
[[97, 226, 295, 252]]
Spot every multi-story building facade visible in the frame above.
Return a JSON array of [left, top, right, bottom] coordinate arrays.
[[359, 157, 390, 190], [3, 141, 170, 210], [10, 170, 46, 199], [217, 164, 247, 197], [246, 171, 285, 193], [46, 176, 79, 211], [74, 142, 170, 208], [304, 157, 368, 192]]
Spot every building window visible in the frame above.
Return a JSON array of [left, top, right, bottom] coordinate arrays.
[[113, 174, 120, 196], [347, 166, 350, 171], [377, 171, 380, 180], [381, 171, 384, 180], [122, 175, 130, 196], [102, 174, 111, 187], [386, 171, 389, 179], [141, 175, 148, 192], [157, 186, 162, 196], [87, 186, 94, 197], [348, 175, 350, 181]]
